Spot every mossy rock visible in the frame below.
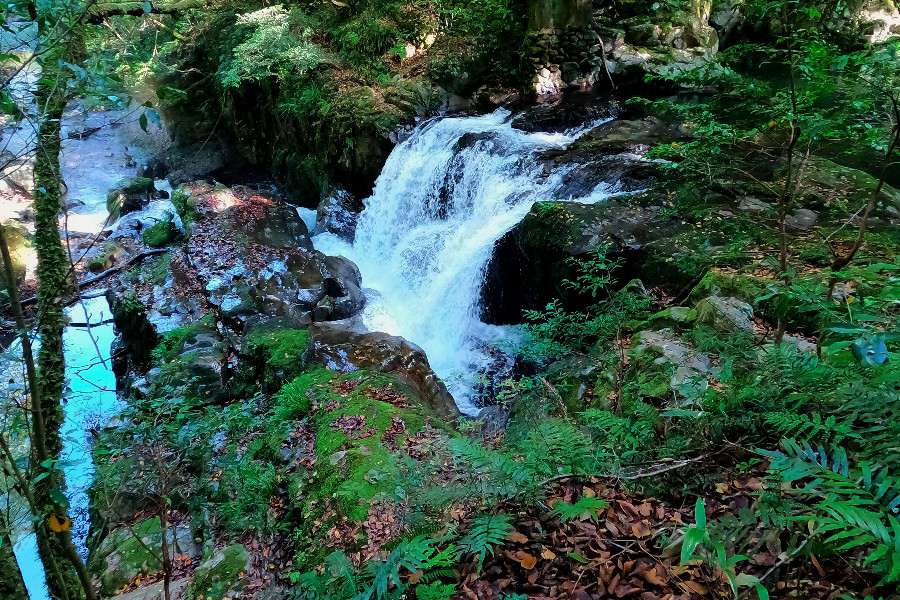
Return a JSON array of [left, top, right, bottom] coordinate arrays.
[[107, 176, 155, 221], [689, 269, 768, 304], [185, 544, 248, 600], [141, 214, 181, 248], [793, 156, 900, 217], [90, 516, 193, 595], [648, 306, 697, 327], [242, 326, 311, 389]]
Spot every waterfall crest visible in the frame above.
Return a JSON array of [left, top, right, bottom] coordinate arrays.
[[315, 108, 613, 414]]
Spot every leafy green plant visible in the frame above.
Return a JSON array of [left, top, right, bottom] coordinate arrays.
[[552, 497, 609, 523], [459, 513, 513, 571], [762, 440, 900, 582], [680, 498, 769, 599]]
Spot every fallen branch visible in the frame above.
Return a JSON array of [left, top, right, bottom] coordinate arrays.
[[21, 248, 168, 307]]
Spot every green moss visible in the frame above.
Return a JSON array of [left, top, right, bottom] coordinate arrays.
[[141, 213, 181, 247], [170, 187, 197, 226], [246, 327, 310, 383], [185, 544, 248, 600], [152, 315, 215, 364], [92, 517, 164, 595]]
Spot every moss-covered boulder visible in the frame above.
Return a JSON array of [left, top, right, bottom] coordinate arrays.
[[107, 176, 155, 221], [695, 295, 755, 333], [794, 156, 900, 218], [481, 197, 680, 323], [91, 517, 194, 596], [185, 544, 248, 600], [306, 322, 461, 420]]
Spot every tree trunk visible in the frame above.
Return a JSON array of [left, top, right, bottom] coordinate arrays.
[[0, 513, 28, 599], [30, 27, 96, 600]]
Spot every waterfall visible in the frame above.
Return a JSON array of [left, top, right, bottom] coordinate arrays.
[[315, 108, 615, 415]]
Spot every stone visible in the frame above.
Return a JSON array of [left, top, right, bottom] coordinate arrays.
[[306, 321, 461, 419], [649, 306, 698, 325], [315, 187, 361, 240], [737, 196, 774, 214], [107, 176, 155, 221], [696, 296, 755, 333], [786, 208, 818, 231], [185, 544, 249, 600], [481, 196, 680, 324], [110, 200, 184, 243], [631, 328, 719, 400], [91, 517, 196, 596]]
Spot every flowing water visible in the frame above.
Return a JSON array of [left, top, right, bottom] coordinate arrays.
[[315, 108, 617, 414]]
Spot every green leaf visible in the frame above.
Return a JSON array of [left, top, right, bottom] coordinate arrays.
[[680, 527, 706, 564], [694, 497, 707, 529]]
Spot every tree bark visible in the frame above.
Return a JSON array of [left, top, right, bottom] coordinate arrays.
[[0, 512, 28, 600]]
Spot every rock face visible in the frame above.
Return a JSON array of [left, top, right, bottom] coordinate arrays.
[[306, 321, 461, 420], [315, 187, 361, 240], [481, 196, 679, 324]]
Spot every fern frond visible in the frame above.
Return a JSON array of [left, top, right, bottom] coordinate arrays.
[[459, 513, 514, 571], [552, 497, 609, 523]]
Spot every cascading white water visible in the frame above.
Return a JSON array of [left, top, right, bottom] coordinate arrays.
[[315, 108, 615, 415]]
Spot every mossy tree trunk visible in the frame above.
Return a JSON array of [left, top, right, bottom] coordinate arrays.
[[28, 8, 97, 597]]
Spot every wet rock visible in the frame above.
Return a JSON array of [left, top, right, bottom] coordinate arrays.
[[185, 544, 249, 600], [511, 100, 617, 133], [696, 296, 755, 333], [315, 187, 361, 240], [306, 321, 461, 420], [481, 196, 680, 324], [107, 286, 160, 380], [110, 200, 184, 243], [182, 183, 364, 327], [562, 117, 688, 157], [106, 176, 155, 221]]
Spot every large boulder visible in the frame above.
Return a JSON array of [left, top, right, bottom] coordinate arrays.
[[695, 295, 755, 333], [306, 322, 461, 420], [481, 196, 680, 324], [794, 156, 900, 219], [182, 183, 365, 327]]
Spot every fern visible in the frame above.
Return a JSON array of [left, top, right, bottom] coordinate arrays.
[[763, 439, 900, 582], [519, 419, 595, 477], [459, 513, 514, 571], [765, 412, 861, 446], [415, 582, 456, 600], [552, 497, 609, 523], [449, 437, 537, 499]]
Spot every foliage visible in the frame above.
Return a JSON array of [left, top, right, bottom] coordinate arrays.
[[140, 212, 180, 247], [552, 497, 609, 523], [680, 499, 770, 599], [218, 6, 325, 89], [458, 513, 513, 571], [762, 440, 900, 582]]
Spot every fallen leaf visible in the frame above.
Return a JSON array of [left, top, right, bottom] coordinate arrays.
[[513, 550, 538, 570], [507, 531, 529, 544], [541, 547, 557, 560]]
